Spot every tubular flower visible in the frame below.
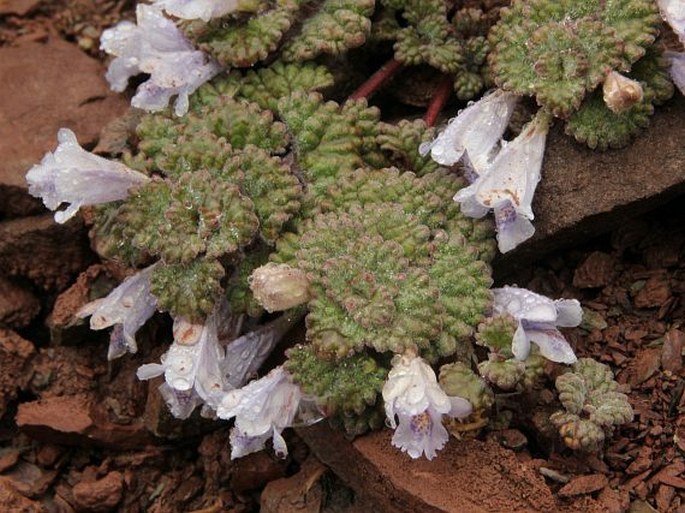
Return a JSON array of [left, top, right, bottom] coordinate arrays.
[[666, 51, 685, 95], [382, 353, 472, 460], [100, 4, 221, 116], [25, 128, 149, 223], [77, 264, 158, 359], [420, 89, 519, 176], [658, 0, 685, 44], [492, 286, 582, 364], [137, 310, 228, 418], [217, 366, 302, 459], [153, 0, 240, 22], [454, 111, 551, 253]]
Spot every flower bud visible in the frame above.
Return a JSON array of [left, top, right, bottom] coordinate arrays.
[[249, 263, 311, 312], [602, 71, 643, 113]]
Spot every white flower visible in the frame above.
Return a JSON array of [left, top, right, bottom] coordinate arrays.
[[137, 310, 228, 418], [382, 353, 472, 460], [217, 366, 301, 459], [25, 128, 149, 223], [100, 4, 221, 116], [153, 0, 240, 22], [492, 286, 582, 364], [77, 265, 158, 359], [420, 89, 519, 175], [454, 111, 551, 253], [222, 312, 302, 387], [658, 0, 685, 44], [666, 51, 685, 96]]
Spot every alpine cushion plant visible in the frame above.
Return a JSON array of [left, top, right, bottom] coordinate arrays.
[[24, 0, 656, 462]]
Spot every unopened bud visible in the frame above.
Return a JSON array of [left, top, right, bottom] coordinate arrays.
[[249, 263, 311, 313], [602, 71, 643, 113]]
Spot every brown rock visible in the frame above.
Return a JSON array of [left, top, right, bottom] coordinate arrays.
[[573, 252, 617, 289], [0, 329, 35, 419], [261, 457, 327, 513], [625, 348, 662, 387], [633, 274, 671, 309], [16, 394, 94, 440], [655, 485, 675, 512], [230, 451, 288, 494], [0, 39, 129, 217], [0, 0, 42, 15], [0, 215, 92, 290], [0, 478, 45, 513], [0, 275, 40, 328], [495, 95, 685, 271], [71, 471, 124, 512], [16, 393, 154, 450], [597, 486, 629, 513], [626, 447, 653, 475], [662, 329, 684, 373], [298, 423, 607, 513], [0, 449, 20, 473], [558, 474, 609, 497]]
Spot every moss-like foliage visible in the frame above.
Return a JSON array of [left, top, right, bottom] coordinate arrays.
[[183, 2, 302, 67], [282, 202, 491, 361], [281, 0, 375, 61], [286, 344, 387, 416], [376, 120, 439, 177], [475, 315, 545, 391], [277, 92, 380, 198], [381, 1, 492, 101], [564, 44, 674, 149], [132, 97, 289, 174], [393, 0, 464, 74], [489, 0, 661, 117], [219, 61, 335, 111], [550, 358, 633, 451], [439, 362, 494, 414], [121, 173, 259, 264], [151, 258, 226, 320]]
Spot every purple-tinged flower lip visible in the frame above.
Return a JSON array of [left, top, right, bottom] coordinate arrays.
[[100, 3, 221, 116]]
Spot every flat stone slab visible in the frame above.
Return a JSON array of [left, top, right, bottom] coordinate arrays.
[[497, 94, 685, 273], [0, 38, 128, 217], [298, 424, 606, 513]]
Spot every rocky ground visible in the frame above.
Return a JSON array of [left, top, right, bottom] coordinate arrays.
[[1, 1, 684, 512]]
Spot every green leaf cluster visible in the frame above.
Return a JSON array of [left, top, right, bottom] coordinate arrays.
[[550, 358, 633, 451]]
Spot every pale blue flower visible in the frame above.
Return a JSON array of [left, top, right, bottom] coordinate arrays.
[[420, 89, 519, 176], [26, 128, 149, 223], [77, 264, 158, 359], [492, 286, 582, 364], [100, 4, 220, 116], [454, 111, 551, 253], [217, 367, 302, 459], [137, 311, 228, 418], [382, 353, 472, 460]]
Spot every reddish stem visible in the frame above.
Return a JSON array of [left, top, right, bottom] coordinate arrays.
[[423, 75, 453, 127], [348, 58, 404, 101]]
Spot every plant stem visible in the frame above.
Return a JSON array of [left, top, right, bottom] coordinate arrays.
[[423, 76, 453, 127], [348, 58, 403, 101]]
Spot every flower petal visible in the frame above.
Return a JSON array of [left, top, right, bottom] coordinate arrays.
[[494, 200, 535, 253], [527, 327, 578, 364], [391, 409, 449, 460], [423, 89, 518, 173]]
